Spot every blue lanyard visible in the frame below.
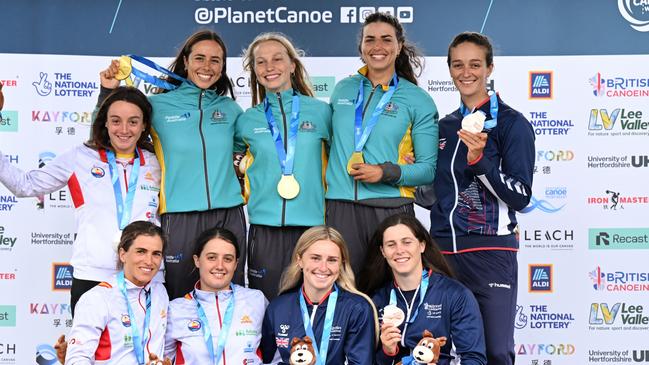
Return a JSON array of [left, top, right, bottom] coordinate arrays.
[[460, 91, 499, 130], [299, 285, 338, 365], [127, 55, 188, 91], [106, 149, 140, 230], [353, 74, 398, 152], [389, 270, 430, 324], [263, 92, 300, 175], [117, 271, 151, 365], [193, 287, 236, 364]]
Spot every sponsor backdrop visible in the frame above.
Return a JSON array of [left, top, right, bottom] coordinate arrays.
[[1, 1, 648, 364]]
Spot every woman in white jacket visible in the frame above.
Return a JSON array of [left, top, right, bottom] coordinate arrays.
[[0, 86, 161, 315], [164, 227, 267, 364]]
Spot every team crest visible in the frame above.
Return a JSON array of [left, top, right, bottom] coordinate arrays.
[[299, 121, 316, 132], [121, 314, 131, 327], [91, 167, 105, 178], [211, 109, 227, 123], [384, 102, 399, 113], [188, 319, 202, 331]]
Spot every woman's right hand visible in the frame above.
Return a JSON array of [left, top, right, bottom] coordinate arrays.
[[99, 59, 121, 89], [380, 322, 401, 355]]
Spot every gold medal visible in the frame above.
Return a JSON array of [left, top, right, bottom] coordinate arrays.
[[115, 55, 133, 81], [277, 174, 300, 200], [346, 151, 365, 174]]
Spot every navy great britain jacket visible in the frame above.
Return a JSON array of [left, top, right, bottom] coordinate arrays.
[[372, 272, 487, 365], [429, 95, 535, 253], [260, 287, 375, 364]]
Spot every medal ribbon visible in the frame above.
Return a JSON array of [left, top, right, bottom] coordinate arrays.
[[299, 284, 338, 365], [460, 91, 499, 130], [353, 74, 398, 152], [106, 149, 140, 230], [263, 91, 300, 175], [127, 55, 188, 90], [388, 270, 430, 324], [117, 271, 151, 365], [194, 286, 236, 364]]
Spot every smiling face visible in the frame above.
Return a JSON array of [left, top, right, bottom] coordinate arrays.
[[119, 234, 163, 287], [298, 239, 341, 301], [253, 40, 296, 94], [184, 39, 224, 89], [105, 100, 145, 155], [360, 21, 402, 79], [449, 41, 493, 109], [380, 224, 425, 278], [193, 237, 238, 292]]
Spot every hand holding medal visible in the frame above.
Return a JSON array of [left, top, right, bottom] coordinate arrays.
[[461, 110, 486, 133]]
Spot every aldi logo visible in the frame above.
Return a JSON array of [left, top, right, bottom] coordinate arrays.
[[529, 264, 553, 293], [529, 71, 553, 99], [52, 263, 73, 291]]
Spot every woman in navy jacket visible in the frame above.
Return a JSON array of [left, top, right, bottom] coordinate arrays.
[[260, 226, 377, 364], [361, 214, 486, 365]]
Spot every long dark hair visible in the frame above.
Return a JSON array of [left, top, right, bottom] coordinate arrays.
[[358, 12, 424, 85], [359, 213, 454, 295], [163, 30, 235, 98], [192, 226, 240, 259], [86, 86, 154, 153]]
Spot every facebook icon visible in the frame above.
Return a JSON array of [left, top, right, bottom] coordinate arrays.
[[340, 7, 357, 23]]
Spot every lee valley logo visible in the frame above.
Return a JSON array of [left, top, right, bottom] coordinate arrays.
[[589, 228, 649, 249], [589, 302, 649, 331]]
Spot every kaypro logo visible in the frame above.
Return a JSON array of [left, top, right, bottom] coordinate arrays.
[[340, 6, 414, 23]]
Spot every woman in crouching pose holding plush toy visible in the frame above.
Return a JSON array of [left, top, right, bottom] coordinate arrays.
[[361, 214, 486, 365], [260, 226, 377, 364]]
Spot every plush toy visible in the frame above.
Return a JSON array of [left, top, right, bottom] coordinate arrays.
[[396, 330, 447, 365], [148, 353, 173, 365], [289, 336, 317, 365]]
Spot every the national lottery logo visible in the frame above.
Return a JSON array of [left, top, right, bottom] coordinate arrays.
[[187, 319, 202, 331], [121, 314, 131, 327], [32, 72, 98, 98], [91, 167, 105, 178]]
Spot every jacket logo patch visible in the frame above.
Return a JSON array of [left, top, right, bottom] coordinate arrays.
[[164, 112, 190, 123], [337, 98, 354, 106], [90, 166, 105, 178], [210, 109, 227, 124], [439, 138, 447, 150], [424, 303, 442, 319], [240, 314, 253, 324], [188, 319, 202, 331], [121, 314, 131, 327], [299, 121, 316, 132], [253, 127, 270, 134]]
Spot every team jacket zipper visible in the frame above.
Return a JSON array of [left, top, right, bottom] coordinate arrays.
[[198, 90, 212, 210]]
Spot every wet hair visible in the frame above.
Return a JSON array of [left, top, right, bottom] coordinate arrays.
[[116, 221, 167, 269], [278, 225, 379, 344], [447, 31, 494, 67], [359, 214, 454, 295], [243, 32, 314, 106], [358, 12, 424, 85], [192, 226, 240, 259], [163, 30, 235, 98], [86, 86, 154, 153]]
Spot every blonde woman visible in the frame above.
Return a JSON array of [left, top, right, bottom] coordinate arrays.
[[260, 226, 377, 364], [236, 32, 331, 300]]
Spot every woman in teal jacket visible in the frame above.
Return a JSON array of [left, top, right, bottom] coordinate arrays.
[[99, 30, 246, 299], [235, 32, 331, 299], [326, 12, 439, 278]]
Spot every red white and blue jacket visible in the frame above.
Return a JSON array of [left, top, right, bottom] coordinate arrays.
[[372, 272, 486, 365], [0, 145, 162, 282], [260, 287, 375, 364], [164, 283, 267, 365], [429, 95, 534, 253], [65, 276, 169, 364]]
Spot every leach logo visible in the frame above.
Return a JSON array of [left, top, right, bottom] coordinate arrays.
[[618, 0, 649, 32]]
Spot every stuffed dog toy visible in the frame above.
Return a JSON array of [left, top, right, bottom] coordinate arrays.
[[396, 330, 447, 365], [289, 336, 317, 365]]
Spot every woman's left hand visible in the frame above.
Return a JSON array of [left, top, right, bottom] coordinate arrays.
[[457, 130, 487, 163], [349, 163, 383, 183]]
